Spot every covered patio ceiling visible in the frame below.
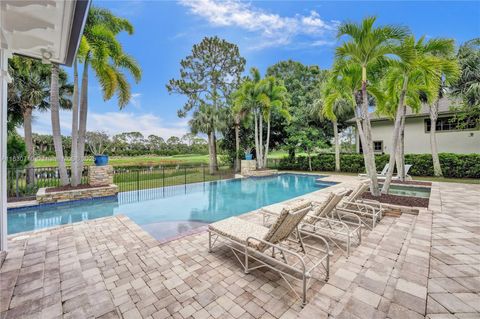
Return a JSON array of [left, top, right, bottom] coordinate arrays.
[[0, 0, 90, 251]]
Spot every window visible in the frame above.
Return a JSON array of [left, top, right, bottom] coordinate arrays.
[[373, 141, 383, 153], [359, 140, 383, 153], [425, 117, 477, 132]]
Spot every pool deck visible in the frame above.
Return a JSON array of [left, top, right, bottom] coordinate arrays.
[[1, 175, 479, 319]]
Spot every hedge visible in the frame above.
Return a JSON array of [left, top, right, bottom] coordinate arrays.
[[275, 153, 480, 178]]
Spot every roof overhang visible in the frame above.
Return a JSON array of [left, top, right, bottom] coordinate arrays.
[[0, 0, 91, 66]]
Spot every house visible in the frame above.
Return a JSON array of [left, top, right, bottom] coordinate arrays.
[[349, 98, 480, 155]]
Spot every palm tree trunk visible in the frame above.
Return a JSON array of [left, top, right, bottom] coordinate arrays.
[[355, 105, 369, 175], [258, 113, 264, 169], [77, 59, 89, 183], [361, 67, 379, 196], [382, 76, 408, 193], [398, 110, 406, 180], [50, 64, 69, 186], [23, 107, 34, 185], [254, 110, 259, 164], [430, 101, 442, 177], [70, 60, 80, 186], [333, 120, 340, 172], [263, 115, 271, 168], [208, 130, 218, 174], [234, 119, 240, 173]]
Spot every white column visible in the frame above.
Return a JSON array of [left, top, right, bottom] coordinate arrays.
[[0, 48, 9, 251]]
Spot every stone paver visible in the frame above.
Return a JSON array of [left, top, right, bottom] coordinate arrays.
[[1, 177, 478, 318]]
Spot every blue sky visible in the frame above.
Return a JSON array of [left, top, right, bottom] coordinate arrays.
[[32, 0, 480, 138]]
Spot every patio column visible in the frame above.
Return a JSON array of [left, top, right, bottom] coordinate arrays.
[[0, 48, 10, 251]]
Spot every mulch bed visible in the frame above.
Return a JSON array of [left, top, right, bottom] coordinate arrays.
[[361, 192, 429, 208], [45, 184, 109, 193]]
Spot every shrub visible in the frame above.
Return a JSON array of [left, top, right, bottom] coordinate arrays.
[[277, 153, 480, 178]]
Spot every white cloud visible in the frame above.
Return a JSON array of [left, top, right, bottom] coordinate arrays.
[[28, 110, 188, 139], [129, 93, 142, 109], [178, 0, 338, 49]]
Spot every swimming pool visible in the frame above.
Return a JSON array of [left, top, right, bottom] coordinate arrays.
[[8, 173, 335, 240]]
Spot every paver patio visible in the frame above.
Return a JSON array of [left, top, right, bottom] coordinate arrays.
[[0, 176, 478, 319]]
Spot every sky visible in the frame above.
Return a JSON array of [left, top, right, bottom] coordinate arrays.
[[31, 0, 480, 139]]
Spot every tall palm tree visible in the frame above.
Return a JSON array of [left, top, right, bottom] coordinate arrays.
[[424, 40, 459, 177], [377, 36, 453, 193], [50, 64, 69, 185], [234, 68, 262, 164], [336, 16, 409, 195], [8, 57, 49, 184], [320, 62, 372, 173], [8, 57, 72, 185], [317, 72, 355, 171], [257, 76, 289, 168], [231, 101, 249, 172], [71, 6, 141, 186], [234, 68, 289, 169]]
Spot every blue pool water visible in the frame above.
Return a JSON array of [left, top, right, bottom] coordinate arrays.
[[8, 174, 335, 240]]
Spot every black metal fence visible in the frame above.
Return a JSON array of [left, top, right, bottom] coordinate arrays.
[[7, 167, 89, 200], [113, 165, 234, 193], [7, 165, 234, 201]]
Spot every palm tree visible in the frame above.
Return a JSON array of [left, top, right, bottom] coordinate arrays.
[[8, 57, 72, 185], [189, 105, 219, 170], [234, 68, 289, 169], [317, 73, 355, 171], [50, 64, 69, 185], [257, 76, 289, 168], [336, 16, 409, 195], [377, 36, 454, 193], [71, 6, 141, 186], [8, 57, 49, 184], [320, 62, 371, 172], [234, 68, 262, 164], [424, 40, 459, 177]]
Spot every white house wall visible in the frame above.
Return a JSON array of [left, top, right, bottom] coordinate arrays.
[[369, 117, 480, 154]]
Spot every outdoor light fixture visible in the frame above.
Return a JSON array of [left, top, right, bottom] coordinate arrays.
[[41, 49, 53, 64]]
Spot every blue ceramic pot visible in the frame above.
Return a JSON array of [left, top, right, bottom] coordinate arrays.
[[245, 154, 253, 160], [94, 155, 109, 166]]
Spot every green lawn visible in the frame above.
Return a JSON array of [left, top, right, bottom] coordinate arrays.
[[34, 154, 211, 168]]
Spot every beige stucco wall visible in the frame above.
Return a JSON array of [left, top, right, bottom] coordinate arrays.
[[363, 117, 480, 154]]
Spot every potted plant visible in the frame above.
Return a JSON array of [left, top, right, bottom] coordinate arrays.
[[244, 146, 253, 160], [86, 131, 112, 166]]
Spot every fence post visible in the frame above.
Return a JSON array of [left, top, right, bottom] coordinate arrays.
[[162, 167, 165, 197], [184, 167, 187, 185], [203, 165, 205, 184], [15, 170, 19, 198], [136, 170, 140, 191]]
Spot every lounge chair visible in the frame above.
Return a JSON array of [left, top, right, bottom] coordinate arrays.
[[359, 163, 389, 178], [360, 164, 413, 180], [337, 181, 383, 229], [261, 192, 362, 258], [208, 201, 331, 306]]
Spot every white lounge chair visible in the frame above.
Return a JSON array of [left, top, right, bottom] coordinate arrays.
[[359, 163, 389, 178], [208, 202, 331, 307], [360, 164, 413, 181], [261, 192, 362, 258]]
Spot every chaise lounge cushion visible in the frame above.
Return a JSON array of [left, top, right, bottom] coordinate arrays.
[[209, 217, 269, 250]]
